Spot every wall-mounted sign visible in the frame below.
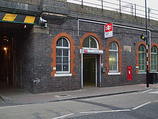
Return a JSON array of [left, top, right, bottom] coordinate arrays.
[[123, 46, 131, 52], [104, 23, 113, 38], [81, 49, 103, 54], [101, 63, 103, 67], [84, 49, 103, 54]]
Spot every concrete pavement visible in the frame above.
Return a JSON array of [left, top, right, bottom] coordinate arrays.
[[0, 84, 158, 105]]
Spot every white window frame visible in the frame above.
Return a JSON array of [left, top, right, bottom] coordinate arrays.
[[56, 37, 70, 74], [139, 45, 146, 72], [82, 36, 99, 49], [109, 42, 119, 73], [151, 46, 157, 72]]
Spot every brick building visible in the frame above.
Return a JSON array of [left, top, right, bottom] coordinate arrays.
[[0, 0, 158, 93]]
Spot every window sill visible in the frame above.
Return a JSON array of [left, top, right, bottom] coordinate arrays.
[[138, 72, 146, 74], [54, 73, 72, 77], [150, 71, 158, 73], [108, 72, 121, 75]]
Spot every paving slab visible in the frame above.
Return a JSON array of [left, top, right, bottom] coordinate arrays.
[[0, 84, 158, 105]]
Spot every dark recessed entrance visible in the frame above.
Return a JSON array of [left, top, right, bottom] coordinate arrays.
[[0, 22, 32, 87], [83, 55, 96, 87], [81, 49, 103, 89]]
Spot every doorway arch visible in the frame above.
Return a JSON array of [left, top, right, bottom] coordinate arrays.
[[80, 33, 103, 88]]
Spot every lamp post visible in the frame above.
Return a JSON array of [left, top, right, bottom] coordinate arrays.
[[145, 0, 149, 87]]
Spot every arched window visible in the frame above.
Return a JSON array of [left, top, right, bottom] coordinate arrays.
[[139, 45, 146, 72], [151, 46, 157, 71], [56, 37, 70, 73], [82, 36, 99, 49], [109, 42, 118, 72]]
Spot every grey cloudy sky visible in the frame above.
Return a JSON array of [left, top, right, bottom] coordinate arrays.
[[68, 0, 157, 10], [127, 0, 157, 9], [68, 0, 158, 20]]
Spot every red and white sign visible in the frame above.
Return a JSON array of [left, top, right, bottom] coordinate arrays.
[[83, 49, 103, 54], [101, 63, 103, 67], [105, 23, 113, 38]]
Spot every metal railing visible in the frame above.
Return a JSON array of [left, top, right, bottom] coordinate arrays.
[[67, 0, 158, 21]]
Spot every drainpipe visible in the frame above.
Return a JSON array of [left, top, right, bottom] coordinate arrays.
[[77, 18, 152, 71]]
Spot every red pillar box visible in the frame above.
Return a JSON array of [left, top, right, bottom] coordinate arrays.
[[127, 66, 132, 81]]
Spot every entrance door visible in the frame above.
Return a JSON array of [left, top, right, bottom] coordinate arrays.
[[83, 55, 96, 87], [80, 49, 103, 89]]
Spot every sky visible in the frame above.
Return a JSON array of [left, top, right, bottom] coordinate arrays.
[[68, 0, 157, 10], [67, 0, 158, 20], [127, 0, 157, 10]]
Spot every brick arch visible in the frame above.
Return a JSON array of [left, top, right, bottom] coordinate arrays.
[[135, 41, 146, 74], [151, 43, 158, 71], [51, 33, 76, 77], [105, 38, 123, 75], [80, 33, 103, 50], [151, 43, 158, 49]]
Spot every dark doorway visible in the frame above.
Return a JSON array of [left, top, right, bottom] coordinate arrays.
[[0, 22, 32, 87], [83, 55, 96, 87]]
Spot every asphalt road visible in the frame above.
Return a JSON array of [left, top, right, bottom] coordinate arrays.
[[67, 102, 158, 119], [0, 89, 158, 119]]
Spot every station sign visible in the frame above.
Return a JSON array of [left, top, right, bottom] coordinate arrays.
[[81, 49, 103, 54], [104, 23, 113, 38]]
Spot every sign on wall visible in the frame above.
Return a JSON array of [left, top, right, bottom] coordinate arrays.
[[80, 49, 103, 54], [104, 23, 113, 38]]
